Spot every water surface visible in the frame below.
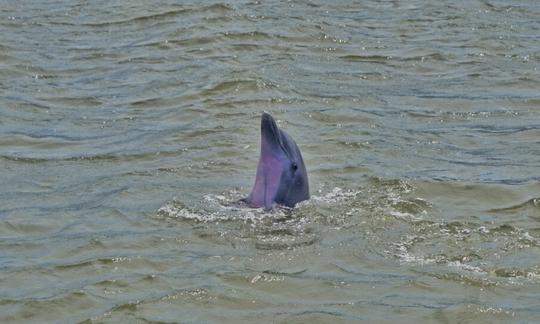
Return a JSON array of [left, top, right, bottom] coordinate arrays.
[[1, 0, 540, 322]]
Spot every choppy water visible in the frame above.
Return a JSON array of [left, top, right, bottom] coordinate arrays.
[[1, 0, 540, 322]]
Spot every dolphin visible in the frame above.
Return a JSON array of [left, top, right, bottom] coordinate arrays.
[[244, 112, 309, 209]]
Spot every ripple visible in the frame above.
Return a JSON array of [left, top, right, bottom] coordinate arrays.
[[489, 197, 540, 213], [81, 3, 233, 27], [0, 291, 99, 323]]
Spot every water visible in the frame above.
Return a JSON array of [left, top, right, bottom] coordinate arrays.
[[1, 0, 540, 322]]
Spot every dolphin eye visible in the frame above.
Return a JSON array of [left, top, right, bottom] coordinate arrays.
[[291, 162, 298, 171]]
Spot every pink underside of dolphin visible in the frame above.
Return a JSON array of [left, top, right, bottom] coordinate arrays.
[[244, 112, 309, 210]]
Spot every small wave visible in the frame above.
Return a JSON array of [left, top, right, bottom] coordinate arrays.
[[447, 260, 486, 274], [494, 268, 540, 281], [199, 78, 278, 97], [489, 197, 540, 213], [339, 54, 390, 64], [82, 4, 233, 27], [389, 210, 425, 222], [390, 239, 487, 274], [341, 53, 446, 64]]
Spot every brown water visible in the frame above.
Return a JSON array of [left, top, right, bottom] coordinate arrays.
[[1, 0, 540, 322]]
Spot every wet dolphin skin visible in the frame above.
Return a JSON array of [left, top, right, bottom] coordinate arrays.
[[245, 112, 309, 209]]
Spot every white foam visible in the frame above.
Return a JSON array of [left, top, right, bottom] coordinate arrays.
[[447, 260, 486, 274], [389, 210, 424, 221], [157, 192, 291, 224], [311, 187, 362, 203]]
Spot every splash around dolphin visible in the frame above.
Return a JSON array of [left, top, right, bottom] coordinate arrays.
[[243, 112, 309, 210]]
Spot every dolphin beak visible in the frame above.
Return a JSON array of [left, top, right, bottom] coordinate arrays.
[[246, 112, 285, 210], [261, 112, 282, 152]]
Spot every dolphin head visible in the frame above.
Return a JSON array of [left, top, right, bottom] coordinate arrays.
[[245, 112, 309, 209]]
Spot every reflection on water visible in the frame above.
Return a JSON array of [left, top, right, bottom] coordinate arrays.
[[1, 0, 540, 322]]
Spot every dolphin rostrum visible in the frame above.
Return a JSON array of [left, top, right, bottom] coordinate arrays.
[[244, 112, 309, 209]]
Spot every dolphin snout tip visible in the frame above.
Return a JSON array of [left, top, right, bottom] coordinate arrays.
[[261, 111, 272, 121], [260, 112, 278, 130]]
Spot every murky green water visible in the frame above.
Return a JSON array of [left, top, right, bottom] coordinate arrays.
[[1, 0, 540, 322]]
